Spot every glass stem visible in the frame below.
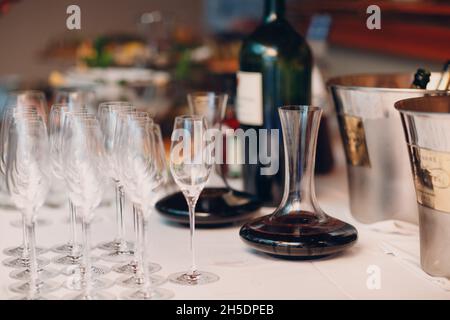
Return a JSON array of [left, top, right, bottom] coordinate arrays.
[[140, 211, 153, 296], [69, 200, 78, 256], [134, 204, 145, 281], [25, 215, 39, 296], [115, 182, 126, 246], [81, 216, 93, 297], [132, 205, 139, 267], [187, 197, 198, 276], [20, 214, 29, 259]]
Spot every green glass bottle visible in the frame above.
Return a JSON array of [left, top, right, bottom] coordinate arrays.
[[411, 68, 431, 89], [237, 0, 312, 206]]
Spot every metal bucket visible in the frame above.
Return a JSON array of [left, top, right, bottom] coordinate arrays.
[[328, 73, 448, 224], [395, 95, 450, 277]]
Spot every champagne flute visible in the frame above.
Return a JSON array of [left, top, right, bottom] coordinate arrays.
[[2, 109, 59, 281], [116, 114, 172, 299], [168, 115, 219, 285], [2, 91, 49, 250], [54, 87, 96, 114], [112, 111, 162, 277], [61, 115, 114, 300], [0, 90, 49, 212], [97, 102, 135, 262], [1, 103, 49, 265], [54, 111, 110, 280], [49, 105, 84, 260], [6, 117, 59, 298]]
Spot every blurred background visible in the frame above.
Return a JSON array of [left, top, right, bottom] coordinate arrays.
[[1, 0, 447, 79], [0, 0, 449, 169]]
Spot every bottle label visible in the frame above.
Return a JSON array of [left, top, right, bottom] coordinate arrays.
[[339, 115, 371, 167], [236, 71, 263, 126], [410, 146, 450, 214]]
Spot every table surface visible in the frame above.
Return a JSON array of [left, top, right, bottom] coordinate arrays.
[[0, 165, 449, 300]]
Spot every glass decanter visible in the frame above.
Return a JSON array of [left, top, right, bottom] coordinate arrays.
[[240, 105, 357, 258]]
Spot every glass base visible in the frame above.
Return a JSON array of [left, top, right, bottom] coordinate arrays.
[[120, 288, 174, 300], [64, 276, 114, 291], [9, 280, 60, 294], [62, 264, 111, 277], [112, 261, 161, 274], [52, 242, 82, 254], [96, 239, 133, 252], [10, 218, 51, 228], [10, 267, 60, 280], [10, 294, 57, 300], [64, 291, 116, 300], [3, 245, 47, 257], [52, 254, 82, 266], [3, 256, 49, 269], [53, 254, 99, 266], [100, 248, 134, 263], [168, 270, 219, 286], [239, 212, 358, 258], [116, 274, 166, 288]]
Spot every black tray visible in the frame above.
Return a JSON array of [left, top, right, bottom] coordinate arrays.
[[155, 187, 262, 226]]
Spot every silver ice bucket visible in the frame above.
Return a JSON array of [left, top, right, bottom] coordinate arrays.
[[328, 73, 448, 224], [395, 95, 450, 277]]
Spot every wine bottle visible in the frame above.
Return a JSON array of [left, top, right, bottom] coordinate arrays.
[[410, 68, 431, 89], [436, 60, 450, 90], [237, 0, 312, 206]]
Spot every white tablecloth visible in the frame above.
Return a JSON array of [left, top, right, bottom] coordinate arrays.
[[1, 165, 449, 300]]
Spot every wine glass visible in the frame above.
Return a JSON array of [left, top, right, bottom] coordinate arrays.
[[3, 91, 49, 214], [1, 108, 59, 281], [1, 104, 49, 266], [168, 115, 219, 285], [96, 102, 135, 262], [5, 117, 59, 299], [5, 90, 48, 121], [49, 105, 84, 260], [61, 114, 114, 300], [50, 109, 106, 269], [53, 111, 111, 280], [2, 91, 50, 233], [188, 92, 227, 182], [116, 114, 173, 299], [54, 87, 96, 113], [112, 111, 162, 276], [0, 94, 42, 214], [51, 88, 98, 211]]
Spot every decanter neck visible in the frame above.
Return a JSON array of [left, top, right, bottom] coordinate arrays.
[[276, 106, 322, 215]]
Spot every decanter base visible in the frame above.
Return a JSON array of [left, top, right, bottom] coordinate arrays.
[[239, 211, 358, 258]]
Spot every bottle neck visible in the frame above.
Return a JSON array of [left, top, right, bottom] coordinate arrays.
[[263, 0, 285, 23]]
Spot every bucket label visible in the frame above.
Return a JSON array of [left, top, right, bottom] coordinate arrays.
[[410, 146, 450, 213], [340, 115, 371, 167]]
